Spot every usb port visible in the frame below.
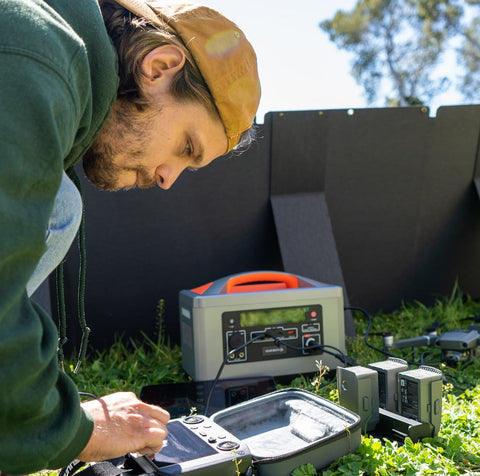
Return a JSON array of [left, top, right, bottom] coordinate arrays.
[[251, 331, 267, 341]]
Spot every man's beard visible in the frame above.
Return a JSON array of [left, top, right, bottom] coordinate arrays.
[[83, 101, 156, 191]]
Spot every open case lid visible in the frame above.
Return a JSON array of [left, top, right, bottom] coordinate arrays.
[[210, 388, 361, 462]]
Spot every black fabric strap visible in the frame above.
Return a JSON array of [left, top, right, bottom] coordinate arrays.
[[59, 461, 126, 476], [77, 462, 126, 476]]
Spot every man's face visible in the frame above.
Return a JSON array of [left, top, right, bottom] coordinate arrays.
[[83, 95, 228, 191]]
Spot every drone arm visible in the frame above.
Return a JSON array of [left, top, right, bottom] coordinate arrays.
[[388, 335, 437, 350]]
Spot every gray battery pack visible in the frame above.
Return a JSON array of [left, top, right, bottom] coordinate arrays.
[[398, 365, 443, 436], [337, 365, 380, 432], [368, 357, 408, 412]]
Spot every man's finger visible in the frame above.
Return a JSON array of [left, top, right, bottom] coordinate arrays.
[[141, 402, 170, 424]]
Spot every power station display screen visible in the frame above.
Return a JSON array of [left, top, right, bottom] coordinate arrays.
[[239, 307, 309, 327]]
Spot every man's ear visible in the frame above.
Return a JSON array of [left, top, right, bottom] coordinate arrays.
[[140, 44, 186, 95]]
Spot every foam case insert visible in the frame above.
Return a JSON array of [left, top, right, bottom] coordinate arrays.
[[211, 388, 361, 476]]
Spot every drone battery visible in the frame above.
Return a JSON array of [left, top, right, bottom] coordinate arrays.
[[398, 365, 443, 436], [211, 388, 361, 476], [179, 271, 345, 381], [337, 366, 379, 432], [368, 357, 408, 412]]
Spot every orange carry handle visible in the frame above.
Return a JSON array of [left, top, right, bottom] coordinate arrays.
[[226, 272, 299, 294]]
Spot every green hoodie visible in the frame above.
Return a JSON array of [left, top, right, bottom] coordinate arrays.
[[0, 0, 118, 472]]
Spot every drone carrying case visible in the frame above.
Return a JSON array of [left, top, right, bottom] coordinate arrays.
[[138, 388, 361, 476], [210, 388, 361, 476], [63, 388, 361, 476]]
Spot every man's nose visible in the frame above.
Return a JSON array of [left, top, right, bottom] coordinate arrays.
[[155, 164, 185, 190]]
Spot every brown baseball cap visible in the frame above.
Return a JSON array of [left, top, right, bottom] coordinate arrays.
[[113, 0, 261, 153]]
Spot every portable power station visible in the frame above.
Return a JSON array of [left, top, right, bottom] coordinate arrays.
[[179, 271, 346, 381]]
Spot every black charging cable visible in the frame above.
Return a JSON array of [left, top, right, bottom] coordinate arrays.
[[78, 392, 99, 400], [348, 306, 480, 392], [345, 305, 424, 366], [262, 332, 352, 367], [204, 333, 267, 416], [261, 333, 356, 393], [204, 330, 352, 416]]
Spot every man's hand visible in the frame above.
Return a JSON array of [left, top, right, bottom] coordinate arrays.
[[78, 392, 170, 462]]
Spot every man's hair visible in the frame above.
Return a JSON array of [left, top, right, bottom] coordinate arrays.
[[100, 0, 216, 112], [100, 0, 256, 151]]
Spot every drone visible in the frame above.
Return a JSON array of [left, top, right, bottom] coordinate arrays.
[[382, 322, 480, 367]]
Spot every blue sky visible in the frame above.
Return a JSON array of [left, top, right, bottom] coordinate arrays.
[[206, 0, 465, 122]]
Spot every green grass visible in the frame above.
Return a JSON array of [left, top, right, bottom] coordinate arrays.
[[44, 287, 480, 475], [69, 332, 184, 397]]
